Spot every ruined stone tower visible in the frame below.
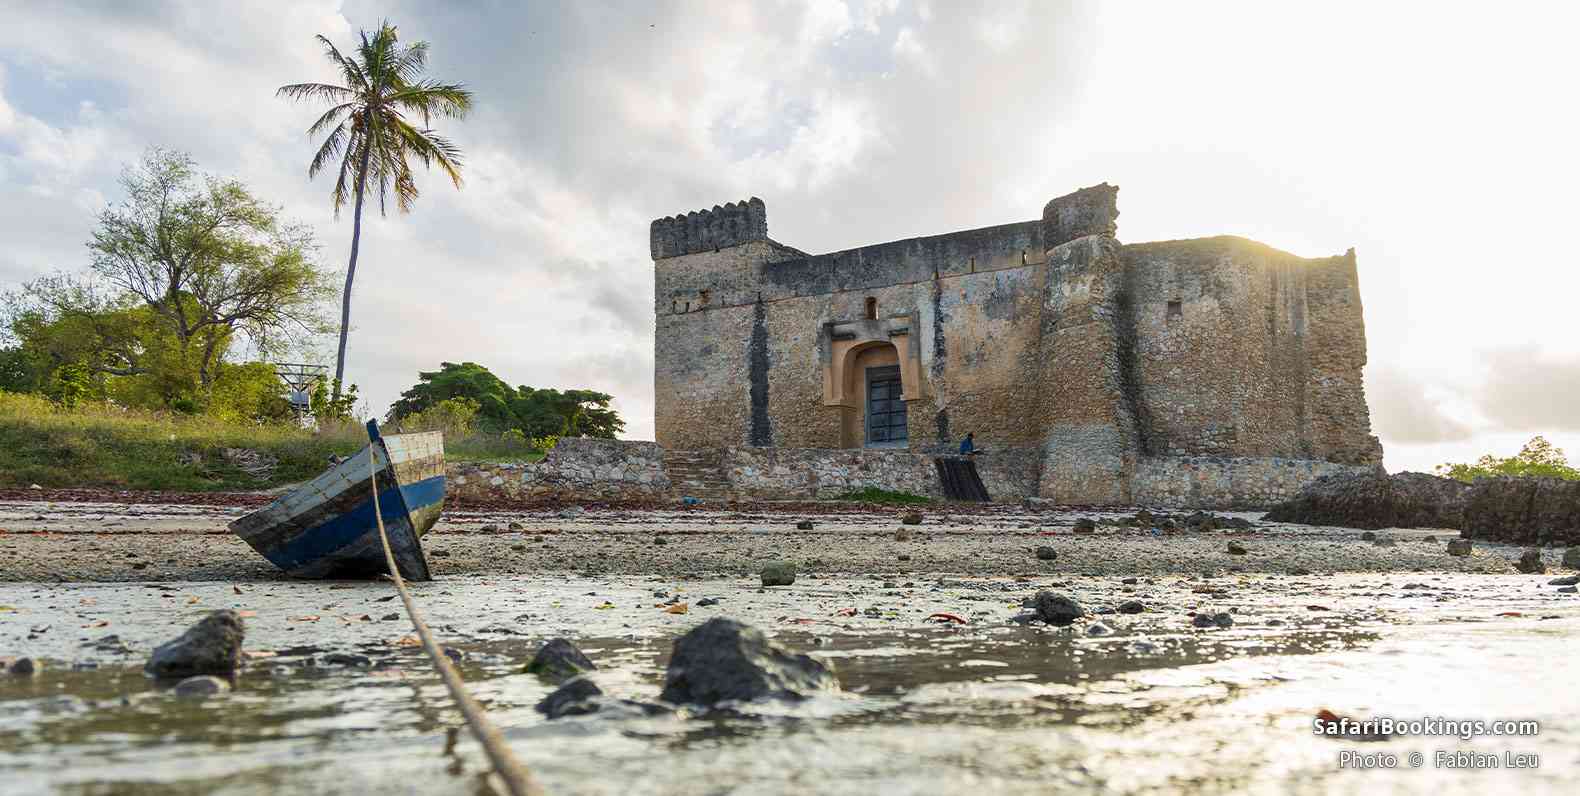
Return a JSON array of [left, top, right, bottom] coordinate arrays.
[[651, 185, 1382, 505]]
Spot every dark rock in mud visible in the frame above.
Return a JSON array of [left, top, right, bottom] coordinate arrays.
[[525, 638, 597, 683], [761, 561, 796, 587], [1225, 541, 1248, 555], [1193, 612, 1233, 628], [1517, 549, 1546, 574], [1565, 548, 1580, 569], [900, 512, 924, 526], [658, 618, 837, 706], [1031, 592, 1084, 626], [173, 675, 230, 698], [1263, 471, 1469, 530], [1117, 600, 1145, 614], [1035, 546, 1057, 561], [145, 610, 245, 679], [1446, 539, 1472, 557], [1463, 477, 1580, 546], [537, 676, 604, 718], [9, 657, 40, 676]]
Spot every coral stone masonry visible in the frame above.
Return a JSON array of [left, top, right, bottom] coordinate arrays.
[[649, 184, 1382, 507]]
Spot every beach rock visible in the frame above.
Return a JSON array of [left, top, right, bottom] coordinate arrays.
[[1446, 539, 1472, 557], [1085, 622, 1113, 637], [8, 657, 40, 676], [1560, 586, 1578, 594], [1031, 592, 1084, 626], [1517, 549, 1546, 574], [173, 675, 230, 698], [659, 618, 837, 706], [1035, 546, 1057, 561], [1225, 541, 1248, 555], [536, 676, 604, 718], [1263, 471, 1469, 530], [900, 512, 924, 526], [524, 639, 596, 683], [321, 653, 372, 667], [1360, 532, 1377, 541], [145, 610, 245, 679], [696, 597, 721, 607], [1463, 477, 1580, 546], [795, 520, 814, 530], [1564, 547, 1580, 569], [1193, 612, 1233, 629], [893, 528, 913, 542], [1549, 575, 1580, 586], [1117, 600, 1145, 614], [1073, 518, 1096, 534], [760, 561, 796, 587]]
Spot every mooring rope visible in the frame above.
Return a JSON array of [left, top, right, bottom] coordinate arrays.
[[368, 447, 543, 796]]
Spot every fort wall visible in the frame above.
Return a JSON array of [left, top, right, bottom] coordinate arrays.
[[650, 185, 1382, 505]]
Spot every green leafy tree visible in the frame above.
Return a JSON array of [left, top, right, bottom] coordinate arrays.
[[388, 362, 625, 440], [278, 21, 473, 402], [1435, 436, 1580, 482], [389, 361, 514, 429], [84, 148, 332, 395]]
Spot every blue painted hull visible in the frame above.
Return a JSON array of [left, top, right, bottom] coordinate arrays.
[[229, 427, 446, 580]]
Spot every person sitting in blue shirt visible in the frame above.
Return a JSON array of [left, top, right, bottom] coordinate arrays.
[[959, 432, 976, 455]]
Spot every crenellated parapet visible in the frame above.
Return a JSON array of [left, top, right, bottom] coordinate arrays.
[[650, 197, 768, 259]]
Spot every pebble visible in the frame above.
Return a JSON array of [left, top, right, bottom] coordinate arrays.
[[1085, 622, 1113, 637], [1031, 592, 1084, 626], [761, 561, 796, 587], [173, 675, 230, 698], [795, 521, 814, 530], [1117, 600, 1145, 614], [8, 657, 41, 676], [1225, 541, 1248, 555], [1517, 549, 1545, 574], [900, 512, 923, 526], [1036, 546, 1057, 561]]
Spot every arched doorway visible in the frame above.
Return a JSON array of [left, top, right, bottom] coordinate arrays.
[[821, 313, 924, 449]]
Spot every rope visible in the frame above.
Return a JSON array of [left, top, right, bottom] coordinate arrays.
[[368, 446, 543, 796]]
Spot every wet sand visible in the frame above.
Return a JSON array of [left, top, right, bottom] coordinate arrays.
[[0, 500, 1559, 582], [3, 496, 1577, 794]]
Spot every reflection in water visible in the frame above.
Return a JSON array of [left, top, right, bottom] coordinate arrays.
[[1, 576, 1576, 795]]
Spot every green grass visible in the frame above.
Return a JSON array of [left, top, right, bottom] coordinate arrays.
[[0, 392, 542, 492], [831, 486, 931, 505]]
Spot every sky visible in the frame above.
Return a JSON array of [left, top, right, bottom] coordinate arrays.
[[1, 1, 1577, 474]]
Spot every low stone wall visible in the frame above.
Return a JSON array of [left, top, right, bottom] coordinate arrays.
[[447, 438, 670, 503], [718, 446, 1042, 501], [1131, 455, 1375, 510], [445, 441, 1350, 508]]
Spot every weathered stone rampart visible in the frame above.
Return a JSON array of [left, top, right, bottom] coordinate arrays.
[[649, 183, 1382, 506]]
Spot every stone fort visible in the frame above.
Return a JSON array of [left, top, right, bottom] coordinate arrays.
[[650, 184, 1383, 506]]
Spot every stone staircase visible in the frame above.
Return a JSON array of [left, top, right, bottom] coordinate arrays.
[[663, 449, 735, 502]]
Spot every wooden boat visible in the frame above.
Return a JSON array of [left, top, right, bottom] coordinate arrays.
[[229, 421, 445, 580]]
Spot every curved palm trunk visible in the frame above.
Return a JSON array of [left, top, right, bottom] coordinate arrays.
[[333, 146, 372, 402]]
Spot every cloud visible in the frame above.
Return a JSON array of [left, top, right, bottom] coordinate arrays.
[[0, 0, 1576, 459], [1470, 347, 1580, 434], [1365, 367, 1473, 446]]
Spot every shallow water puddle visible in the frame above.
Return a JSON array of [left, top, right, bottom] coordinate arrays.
[[1, 573, 1576, 794]]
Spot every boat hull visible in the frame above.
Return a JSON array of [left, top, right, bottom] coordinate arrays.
[[229, 428, 444, 580]]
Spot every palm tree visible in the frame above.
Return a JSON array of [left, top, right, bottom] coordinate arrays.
[[278, 22, 472, 401]]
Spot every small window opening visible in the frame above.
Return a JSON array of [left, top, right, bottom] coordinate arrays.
[[1166, 300, 1183, 321], [969, 256, 976, 272], [1021, 248, 1027, 265], [684, 301, 691, 313], [865, 297, 877, 320]]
